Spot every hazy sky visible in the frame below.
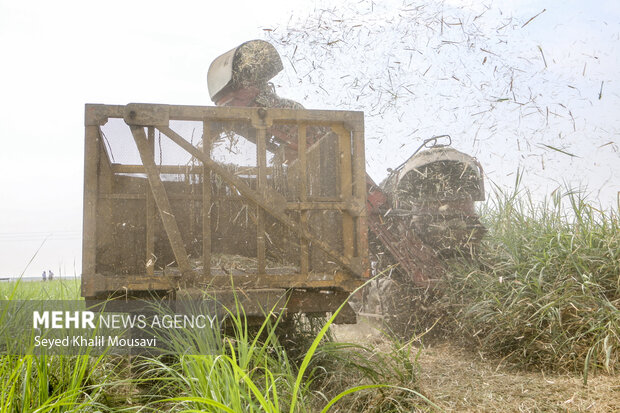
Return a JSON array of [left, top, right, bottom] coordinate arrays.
[[267, 0, 620, 199], [0, 0, 618, 278]]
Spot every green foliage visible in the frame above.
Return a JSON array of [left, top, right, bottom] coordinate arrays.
[[0, 354, 116, 412], [0, 276, 435, 412], [135, 286, 436, 412], [0, 279, 121, 412], [436, 181, 619, 378], [0, 279, 81, 301]]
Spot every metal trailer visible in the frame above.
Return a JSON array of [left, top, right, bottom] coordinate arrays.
[[81, 103, 369, 323]]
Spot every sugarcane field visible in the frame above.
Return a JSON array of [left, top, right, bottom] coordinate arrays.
[[1, 1, 619, 412]]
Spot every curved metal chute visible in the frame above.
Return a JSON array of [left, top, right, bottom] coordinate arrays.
[[207, 40, 283, 102], [383, 147, 485, 205]]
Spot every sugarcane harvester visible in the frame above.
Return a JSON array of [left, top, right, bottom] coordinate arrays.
[[207, 40, 486, 287], [80, 40, 485, 326]]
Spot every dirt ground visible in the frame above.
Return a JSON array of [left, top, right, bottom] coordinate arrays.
[[333, 318, 620, 413]]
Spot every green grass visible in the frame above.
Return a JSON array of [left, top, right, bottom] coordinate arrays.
[[0, 278, 435, 412], [429, 181, 619, 379], [0, 279, 81, 301], [132, 286, 437, 412], [0, 278, 118, 412], [0, 354, 116, 412]]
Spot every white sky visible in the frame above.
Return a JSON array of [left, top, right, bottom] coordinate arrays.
[[0, 0, 618, 278], [265, 0, 620, 197]]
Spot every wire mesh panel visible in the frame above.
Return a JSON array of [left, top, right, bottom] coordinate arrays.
[[83, 104, 368, 298]]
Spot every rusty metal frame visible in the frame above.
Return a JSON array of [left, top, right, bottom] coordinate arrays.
[[82, 103, 369, 299]]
